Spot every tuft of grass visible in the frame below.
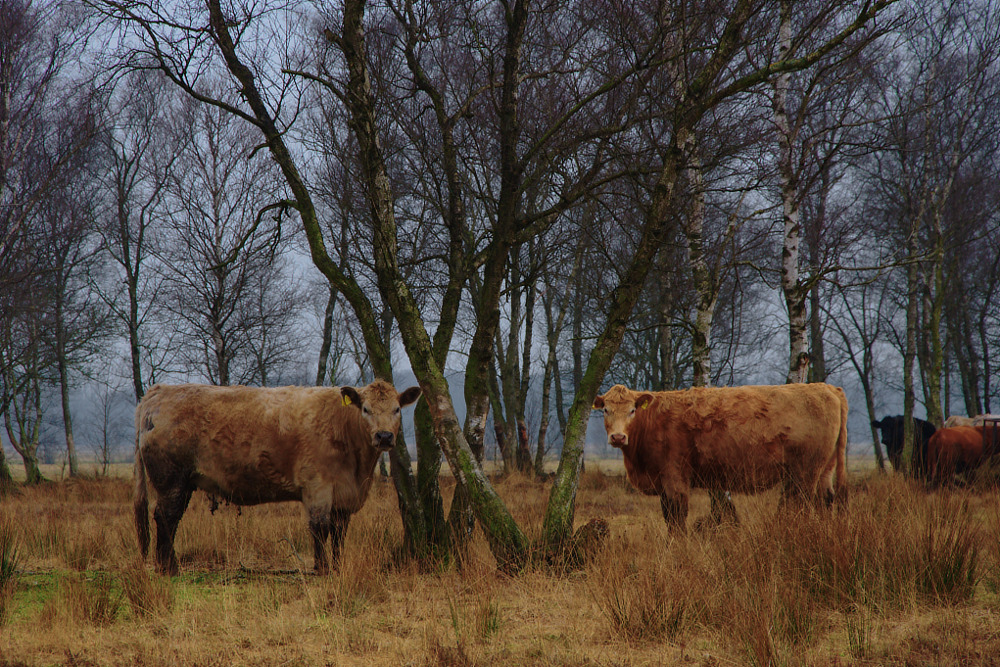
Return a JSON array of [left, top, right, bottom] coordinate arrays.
[[118, 560, 173, 618], [61, 533, 107, 572], [40, 573, 122, 627], [845, 601, 877, 660], [0, 518, 20, 625], [473, 593, 502, 643], [918, 497, 981, 604], [590, 536, 696, 643]]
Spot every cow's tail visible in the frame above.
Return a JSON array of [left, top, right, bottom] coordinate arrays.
[[134, 427, 150, 561], [834, 388, 849, 509]]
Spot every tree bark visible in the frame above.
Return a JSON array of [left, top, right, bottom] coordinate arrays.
[[774, 1, 809, 385], [315, 286, 338, 386]]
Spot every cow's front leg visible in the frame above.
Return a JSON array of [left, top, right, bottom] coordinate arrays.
[[659, 493, 688, 531], [329, 509, 351, 568], [307, 505, 332, 575]]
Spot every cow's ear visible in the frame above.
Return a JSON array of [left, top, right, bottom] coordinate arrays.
[[593, 395, 605, 410], [636, 393, 653, 410], [398, 386, 422, 407], [341, 386, 362, 409]]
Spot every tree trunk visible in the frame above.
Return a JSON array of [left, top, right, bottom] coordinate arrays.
[[901, 223, 919, 474], [127, 277, 145, 401], [207, 0, 430, 556], [535, 350, 553, 476], [924, 246, 945, 426], [315, 286, 338, 386], [0, 446, 13, 489], [55, 296, 78, 476], [5, 378, 45, 485], [338, 0, 528, 570], [774, 1, 809, 385], [542, 130, 685, 551]]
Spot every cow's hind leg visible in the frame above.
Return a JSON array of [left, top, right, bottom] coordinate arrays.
[[153, 484, 193, 576]]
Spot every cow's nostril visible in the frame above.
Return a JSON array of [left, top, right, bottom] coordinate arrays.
[[376, 431, 394, 448]]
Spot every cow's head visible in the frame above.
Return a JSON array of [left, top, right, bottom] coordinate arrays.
[[341, 380, 422, 451], [592, 384, 653, 448]]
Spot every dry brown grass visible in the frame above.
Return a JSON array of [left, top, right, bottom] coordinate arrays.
[[2, 463, 1000, 666]]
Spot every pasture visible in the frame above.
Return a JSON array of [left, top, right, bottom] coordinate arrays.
[[2, 462, 1000, 666]]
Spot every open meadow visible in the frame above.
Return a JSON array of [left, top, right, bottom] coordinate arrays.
[[2, 462, 1000, 666]]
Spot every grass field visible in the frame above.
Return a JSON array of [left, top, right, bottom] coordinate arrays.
[[2, 460, 1000, 666]]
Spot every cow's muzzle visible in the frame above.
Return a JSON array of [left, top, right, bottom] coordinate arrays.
[[609, 433, 627, 448], [375, 431, 395, 451]]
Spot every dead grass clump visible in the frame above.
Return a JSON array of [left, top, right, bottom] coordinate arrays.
[[0, 518, 19, 625], [40, 573, 122, 627], [61, 532, 109, 572], [315, 516, 397, 618], [422, 628, 478, 667], [577, 466, 612, 493], [711, 519, 821, 665], [117, 560, 173, 618], [917, 496, 981, 603], [589, 530, 703, 643]]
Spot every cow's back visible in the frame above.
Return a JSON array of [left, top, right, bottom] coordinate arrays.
[[136, 384, 364, 505], [629, 383, 844, 493], [928, 425, 987, 484]]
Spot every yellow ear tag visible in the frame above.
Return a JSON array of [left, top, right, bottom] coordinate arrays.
[[641, 402, 648, 409], [342, 395, 352, 407]]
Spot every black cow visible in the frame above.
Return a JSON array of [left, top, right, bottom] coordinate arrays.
[[871, 415, 937, 477]]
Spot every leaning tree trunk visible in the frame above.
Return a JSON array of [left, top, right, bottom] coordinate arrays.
[[542, 125, 689, 551], [206, 0, 431, 556], [338, 0, 528, 570]]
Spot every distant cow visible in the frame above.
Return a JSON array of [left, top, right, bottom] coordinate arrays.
[[928, 425, 1000, 486], [592, 383, 848, 529], [870, 415, 936, 477], [943, 414, 1000, 428], [134, 380, 421, 575]]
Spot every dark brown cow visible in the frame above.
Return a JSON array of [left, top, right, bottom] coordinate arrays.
[[134, 380, 421, 575], [927, 425, 1000, 486], [592, 383, 848, 528]]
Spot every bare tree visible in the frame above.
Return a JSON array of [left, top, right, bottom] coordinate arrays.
[[94, 71, 181, 401], [158, 93, 290, 386], [0, 0, 97, 482], [864, 0, 1000, 467]]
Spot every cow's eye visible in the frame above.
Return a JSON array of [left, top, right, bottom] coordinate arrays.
[[630, 408, 636, 415], [363, 406, 370, 415], [394, 407, 400, 414]]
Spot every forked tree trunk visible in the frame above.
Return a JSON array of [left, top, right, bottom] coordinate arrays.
[[338, 0, 529, 570]]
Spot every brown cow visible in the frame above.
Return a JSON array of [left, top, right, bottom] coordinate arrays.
[[592, 383, 848, 529], [943, 414, 1000, 428], [134, 380, 421, 575], [927, 425, 999, 486]]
